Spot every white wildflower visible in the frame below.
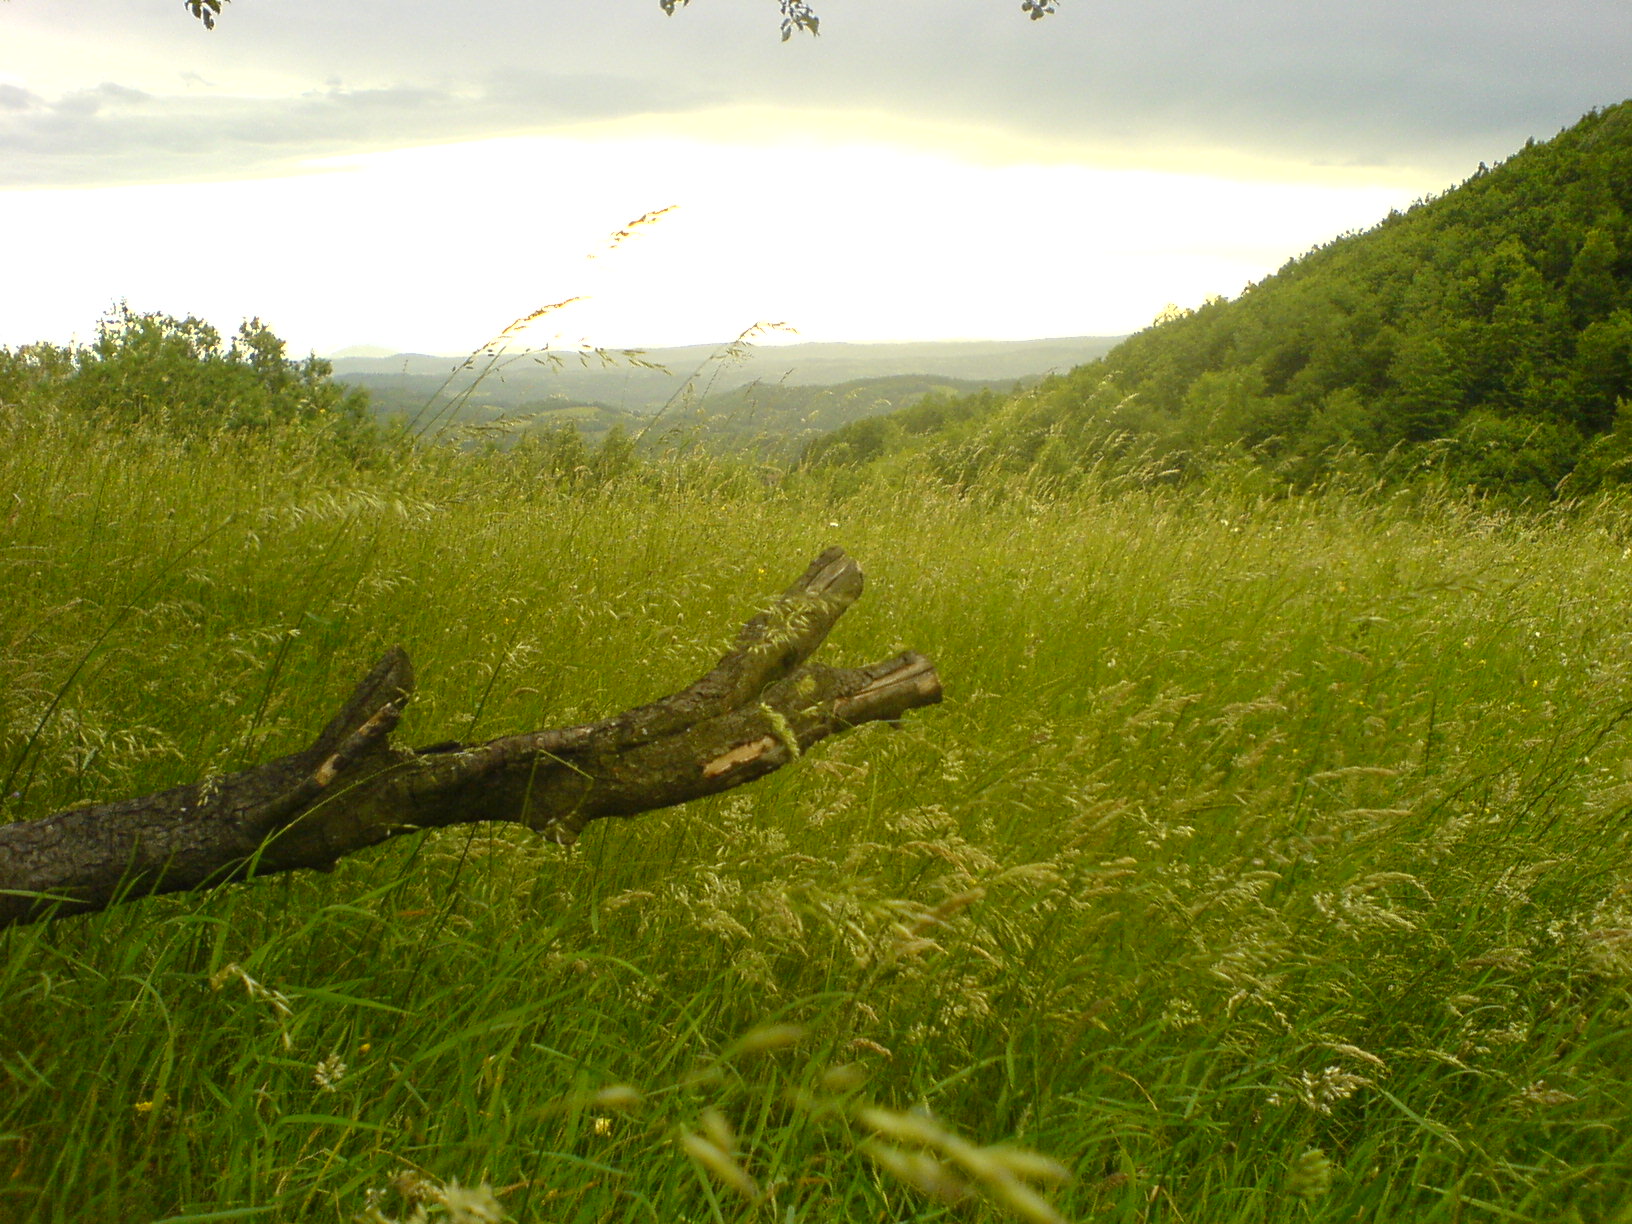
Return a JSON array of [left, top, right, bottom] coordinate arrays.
[[1510, 1080, 1577, 1112], [313, 1052, 348, 1093], [1295, 1065, 1370, 1114], [435, 1180, 507, 1224]]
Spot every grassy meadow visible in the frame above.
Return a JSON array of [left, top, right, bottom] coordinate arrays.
[[3, 404, 1632, 1222]]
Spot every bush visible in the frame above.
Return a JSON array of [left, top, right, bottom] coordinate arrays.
[[0, 305, 373, 445]]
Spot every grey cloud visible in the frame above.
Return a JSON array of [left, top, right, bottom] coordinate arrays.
[[51, 82, 154, 118], [0, 74, 720, 188], [3, 0, 1628, 188], [0, 84, 44, 111], [775, 0, 1630, 173], [482, 68, 724, 122]]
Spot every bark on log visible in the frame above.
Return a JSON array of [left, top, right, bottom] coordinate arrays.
[[0, 548, 940, 929]]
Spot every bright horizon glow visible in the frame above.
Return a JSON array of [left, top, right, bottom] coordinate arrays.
[[0, 122, 1433, 358], [4, 0, 1622, 359]]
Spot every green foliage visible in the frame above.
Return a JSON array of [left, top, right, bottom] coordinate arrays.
[[803, 388, 1006, 469], [0, 304, 374, 446], [1559, 396, 1632, 495], [810, 102, 1632, 501], [183, 0, 224, 30], [699, 375, 1014, 460], [660, 0, 820, 40], [1438, 410, 1584, 504], [354, 368, 1017, 464]]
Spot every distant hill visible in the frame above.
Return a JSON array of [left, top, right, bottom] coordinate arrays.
[[810, 102, 1632, 501], [674, 374, 1014, 457], [331, 336, 1124, 441]]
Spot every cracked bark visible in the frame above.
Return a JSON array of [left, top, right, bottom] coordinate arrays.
[[0, 548, 941, 929]]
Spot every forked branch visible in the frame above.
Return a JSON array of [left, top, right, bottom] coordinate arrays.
[[0, 548, 941, 929]]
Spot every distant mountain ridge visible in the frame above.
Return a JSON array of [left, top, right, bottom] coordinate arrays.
[[330, 335, 1125, 418]]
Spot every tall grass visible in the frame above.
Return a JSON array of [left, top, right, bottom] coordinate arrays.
[[2, 406, 1630, 1222]]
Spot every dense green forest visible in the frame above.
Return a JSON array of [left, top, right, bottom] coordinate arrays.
[[808, 102, 1632, 502]]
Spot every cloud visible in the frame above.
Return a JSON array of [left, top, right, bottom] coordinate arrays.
[[1, 0, 1627, 189], [768, 0, 1630, 174], [0, 73, 727, 188], [0, 84, 45, 111]]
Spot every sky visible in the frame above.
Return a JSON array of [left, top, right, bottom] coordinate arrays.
[[1, 0, 1628, 356]]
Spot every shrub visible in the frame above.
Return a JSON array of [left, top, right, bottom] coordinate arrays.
[[1, 304, 373, 445]]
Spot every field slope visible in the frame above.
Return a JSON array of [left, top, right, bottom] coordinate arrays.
[[2, 405, 1631, 1222]]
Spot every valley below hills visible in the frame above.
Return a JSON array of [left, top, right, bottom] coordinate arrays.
[[329, 334, 1124, 450]]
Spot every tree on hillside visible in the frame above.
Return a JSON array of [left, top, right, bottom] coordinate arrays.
[[2, 305, 373, 442]]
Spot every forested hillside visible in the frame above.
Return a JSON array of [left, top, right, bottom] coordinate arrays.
[[683, 374, 1014, 456], [810, 102, 1632, 501]]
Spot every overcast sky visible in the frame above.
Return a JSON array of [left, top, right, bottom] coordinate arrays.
[[2, 1, 1628, 355]]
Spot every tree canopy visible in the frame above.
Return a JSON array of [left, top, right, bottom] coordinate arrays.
[[0, 304, 373, 442]]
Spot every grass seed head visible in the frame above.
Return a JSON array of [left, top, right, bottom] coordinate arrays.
[[313, 1052, 348, 1093], [983, 1146, 1074, 1186], [735, 1021, 809, 1055], [978, 1169, 1074, 1224], [679, 1131, 760, 1201], [1287, 1148, 1334, 1199], [819, 1062, 868, 1093], [862, 1141, 971, 1204], [589, 1084, 645, 1111], [700, 1106, 737, 1155], [856, 1106, 958, 1150], [434, 1181, 508, 1224]]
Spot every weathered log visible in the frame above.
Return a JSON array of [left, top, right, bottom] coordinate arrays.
[[0, 548, 940, 929]]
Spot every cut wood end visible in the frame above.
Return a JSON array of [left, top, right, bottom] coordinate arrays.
[[833, 657, 943, 722], [790, 546, 863, 606], [852, 654, 938, 701]]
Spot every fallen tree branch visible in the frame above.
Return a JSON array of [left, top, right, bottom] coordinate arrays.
[[0, 548, 941, 929]]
